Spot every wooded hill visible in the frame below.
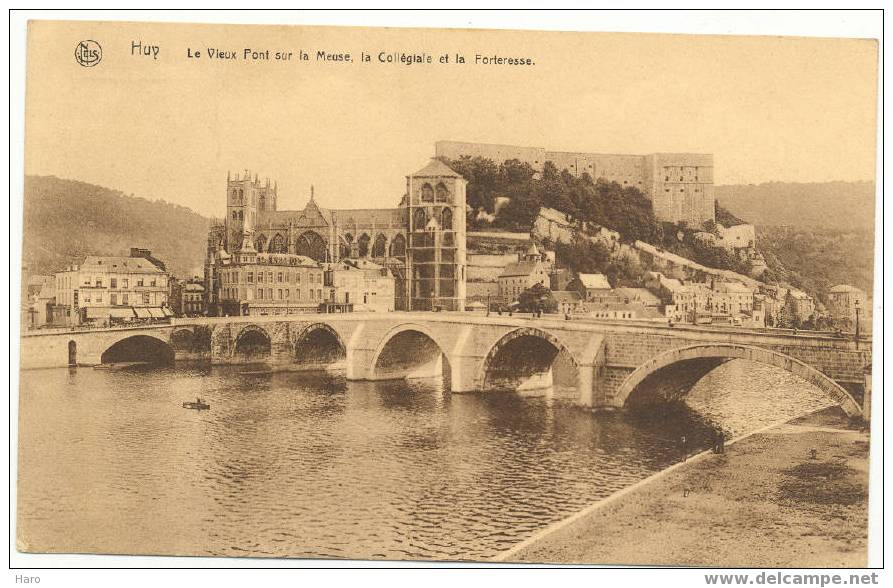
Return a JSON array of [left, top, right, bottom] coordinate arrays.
[[22, 175, 211, 279]]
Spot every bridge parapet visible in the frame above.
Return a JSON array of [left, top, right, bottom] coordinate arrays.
[[20, 314, 870, 418]]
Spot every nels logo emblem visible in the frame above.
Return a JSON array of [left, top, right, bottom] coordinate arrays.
[[75, 40, 102, 67]]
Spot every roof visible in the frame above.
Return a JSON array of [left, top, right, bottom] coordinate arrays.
[[587, 302, 665, 319], [410, 159, 463, 178], [334, 258, 393, 277], [499, 260, 543, 278], [80, 256, 166, 273], [613, 287, 661, 305], [577, 273, 611, 290], [713, 281, 754, 294]]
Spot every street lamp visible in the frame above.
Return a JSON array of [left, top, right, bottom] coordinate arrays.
[[854, 298, 861, 350]]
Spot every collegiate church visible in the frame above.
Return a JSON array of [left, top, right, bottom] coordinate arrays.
[[204, 159, 468, 313]]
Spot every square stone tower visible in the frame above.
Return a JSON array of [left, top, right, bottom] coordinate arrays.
[[403, 159, 467, 311]]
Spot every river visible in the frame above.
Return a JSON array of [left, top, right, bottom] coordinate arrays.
[[16, 360, 833, 561]]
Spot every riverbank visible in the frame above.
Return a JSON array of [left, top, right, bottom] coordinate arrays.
[[497, 407, 869, 567]]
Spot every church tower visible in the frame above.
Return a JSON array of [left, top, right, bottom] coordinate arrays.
[[403, 159, 467, 311], [224, 171, 278, 251]]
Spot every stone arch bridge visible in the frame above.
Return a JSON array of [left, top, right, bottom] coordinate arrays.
[[20, 313, 871, 416]]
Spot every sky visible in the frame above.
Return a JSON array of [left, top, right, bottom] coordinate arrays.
[[25, 20, 879, 218]]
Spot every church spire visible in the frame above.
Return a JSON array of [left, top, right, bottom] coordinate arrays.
[[310, 184, 315, 202]]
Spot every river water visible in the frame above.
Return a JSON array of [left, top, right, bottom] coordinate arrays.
[[16, 360, 834, 561]]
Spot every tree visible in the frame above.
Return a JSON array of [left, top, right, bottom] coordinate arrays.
[[518, 283, 558, 314]]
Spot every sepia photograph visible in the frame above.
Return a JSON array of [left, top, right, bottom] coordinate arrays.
[[11, 10, 882, 573]]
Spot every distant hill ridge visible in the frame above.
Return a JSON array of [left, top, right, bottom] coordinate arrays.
[[22, 175, 211, 279], [715, 181, 876, 231]]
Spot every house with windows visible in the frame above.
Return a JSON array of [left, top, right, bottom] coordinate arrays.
[[53, 249, 171, 324], [568, 273, 614, 304], [214, 236, 325, 316], [325, 259, 396, 313]]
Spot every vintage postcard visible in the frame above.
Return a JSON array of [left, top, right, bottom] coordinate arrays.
[[16, 16, 879, 567]]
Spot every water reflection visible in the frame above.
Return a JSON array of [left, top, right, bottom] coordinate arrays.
[[17, 359, 832, 560]]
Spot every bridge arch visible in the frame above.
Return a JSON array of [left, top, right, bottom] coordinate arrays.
[[478, 327, 579, 392], [170, 328, 197, 351], [100, 334, 174, 365], [370, 323, 451, 381], [293, 322, 347, 369], [615, 344, 862, 417], [233, 324, 272, 362]]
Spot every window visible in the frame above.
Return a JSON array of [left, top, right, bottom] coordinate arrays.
[[285, 289, 290, 299], [248, 272, 254, 283], [310, 289, 315, 300], [95, 278, 103, 287], [257, 272, 264, 283], [110, 293, 117, 306], [122, 293, 128, 305], [441, 208, 453, 230], [258, 288, 264, 300], [137, 278, 144, 287], [150, 279, 157, 287], [83, 293, 91, 303], [110, 278, 117, 289], [296, 273, 301, 283], [277, 272, 283, 283], [123, 278, 129, 288], [143, 293, 150, 304], [96, 294, 103, 303], [296, 289, 301, 300], [421, 183, 434, 202], [267, 288, 272, 300], [267, 272, 273, 283]]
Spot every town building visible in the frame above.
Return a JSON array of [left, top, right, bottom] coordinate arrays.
[[23, 275, 55, 329], [325, 259, 396, 313], [827, 285, 867, 331], [215, 243, 325, 316], [552, 290, 584, 315], [496, 243, 550, 303], [644, 271, 760, 326], [436, 140, 715, 225], [497, 260, 549, 304], [568, 273, 614, 304], [612, 287, 662, 309], [588, 302, 666, 322], [171, 278, 207, 317], [205, 159, 467, 314], [53, 249, 171, 325], [784, 289, 817, 326]]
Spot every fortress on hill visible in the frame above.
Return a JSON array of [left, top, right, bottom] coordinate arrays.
[[435, 140, 715, 226]]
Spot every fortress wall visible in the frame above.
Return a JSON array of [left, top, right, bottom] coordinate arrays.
[[435, 141, 546, 169], [545, 152, 647, 188]]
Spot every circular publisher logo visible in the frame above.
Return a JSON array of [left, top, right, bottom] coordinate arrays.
[[75, 40, 102, 67]]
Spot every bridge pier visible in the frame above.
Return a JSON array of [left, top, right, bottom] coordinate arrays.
[[19, 317, 871, 422], [577, 364, 595, 407]]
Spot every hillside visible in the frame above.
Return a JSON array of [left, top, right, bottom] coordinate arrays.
[[756, 226, 875, 303], [22, 175, 211, 279], [715, 182, 876, 231]]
